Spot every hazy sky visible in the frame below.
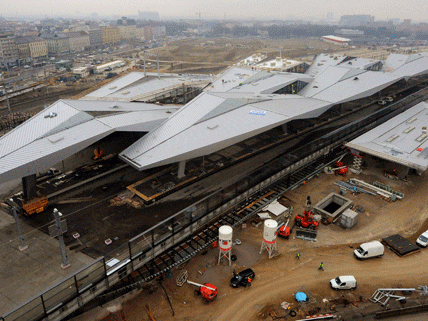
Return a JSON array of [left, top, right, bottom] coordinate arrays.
[[2, 0, 428, 21]]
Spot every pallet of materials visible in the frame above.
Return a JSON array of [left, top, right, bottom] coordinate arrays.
[[382, 234, 420, 257]]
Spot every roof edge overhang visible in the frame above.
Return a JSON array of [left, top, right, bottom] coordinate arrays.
[[346, 142, 427, 172]]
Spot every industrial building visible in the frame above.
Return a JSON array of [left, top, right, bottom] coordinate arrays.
[[320, 35, 351, 46]]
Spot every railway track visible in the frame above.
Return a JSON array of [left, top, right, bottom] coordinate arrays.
[[0, 87, 91, 116]]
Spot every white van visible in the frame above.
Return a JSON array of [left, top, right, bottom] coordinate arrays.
[[416, 230, 428, 247], [330, 276, 357, 290], [354, 241, 384, 260]]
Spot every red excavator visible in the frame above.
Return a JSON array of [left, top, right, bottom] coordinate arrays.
[[295, 210, 319, 229]]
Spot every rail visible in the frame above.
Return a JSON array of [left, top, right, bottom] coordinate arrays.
[[3, 87, 428, 321]]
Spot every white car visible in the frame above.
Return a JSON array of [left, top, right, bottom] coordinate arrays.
[[330, 276, 357, 290], [416, 230, 428, 247]]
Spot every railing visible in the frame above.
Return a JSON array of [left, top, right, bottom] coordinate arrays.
[[3, 86, 428, 321]]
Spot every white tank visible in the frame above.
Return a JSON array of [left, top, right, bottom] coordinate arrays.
[[219, 225, 233, 252], [263, 219, 278, 243]]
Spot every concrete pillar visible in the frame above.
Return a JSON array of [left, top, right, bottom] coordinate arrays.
[[281, 123, 287, 135], [22, 174, 37, 200], [178, 160, 186, 179]]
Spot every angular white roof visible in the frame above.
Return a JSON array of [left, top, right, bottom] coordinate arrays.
[[383, 53, 428, 79], [0, 99, 179, 181], [119, 52, 428, 171], [3, 52, 428, 181], [120, 93, 332, 169], [85, 72, 212, 101], [300, 66, 402, 103], [346, 102, 428, 171], [305, 53, 348, 77]]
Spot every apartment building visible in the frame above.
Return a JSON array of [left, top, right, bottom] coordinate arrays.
[[64, 31, 90, 52], [101, 26, 121, 45]]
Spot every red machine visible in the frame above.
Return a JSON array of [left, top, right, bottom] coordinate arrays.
[[187, 280, 218, 302], [278, 219, 291, 239], [295, 210, 319, 230], [334, 161, 348, 176], [198, 283, 218, 302]]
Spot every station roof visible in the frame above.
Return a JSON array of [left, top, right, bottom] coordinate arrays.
[[237, 53, 267, 66], [119, 91, 332, 169], [346, 102, 428, 172], [3, 52, 428, 180], [84, 72, 212, 101], [381, 52, 428, 79], [305, 53, 382, 77], [255, 57, 306, 71], [300, 65, 402, 103], [119, 52, 428, 171], [0, 99, 179, 181]]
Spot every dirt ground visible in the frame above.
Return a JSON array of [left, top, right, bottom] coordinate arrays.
[[71, 153, 428, 321], [146, 38, 341, 74]]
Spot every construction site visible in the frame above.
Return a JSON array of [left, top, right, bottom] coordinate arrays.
[[2, 38, 428, 321]]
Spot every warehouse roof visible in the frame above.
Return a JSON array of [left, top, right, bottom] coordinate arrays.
[[346, 102, 428, 172], [321, 35, 351, 42]]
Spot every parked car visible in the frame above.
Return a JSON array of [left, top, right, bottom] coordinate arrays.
[[354, 241, 384, 260], [230, 268, 255, 288], [330, 276, 357, 290], [416, 230, 428, 247]]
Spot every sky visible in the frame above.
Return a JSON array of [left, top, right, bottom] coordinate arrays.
[[1, 0, 428, 21]]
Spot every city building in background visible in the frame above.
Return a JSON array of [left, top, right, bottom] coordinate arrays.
[[15, 36, 48, 60], [339, 15, 375, 27], [101, 26, 120, 45], [63, 31, 90, 52], [138, 11, 160, 21]]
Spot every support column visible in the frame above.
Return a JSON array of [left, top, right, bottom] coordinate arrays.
[[178, 160, 186, 179], [281, 123, 287, 135], [22, 174, 37, 201]]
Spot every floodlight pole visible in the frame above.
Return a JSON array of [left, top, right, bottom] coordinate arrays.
[[4, 62, 11, 113], [53, 208, 70, 269], [157, 53, 160, 80], [143, 51, 146, 77], [10, 199, 28, 251]]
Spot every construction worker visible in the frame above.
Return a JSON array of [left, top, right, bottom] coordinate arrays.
[[296, 252, 300, 259], [318, 262, 324, 271], [247, 277, 252, 286]]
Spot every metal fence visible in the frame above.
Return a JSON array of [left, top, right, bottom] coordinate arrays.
[[3, 87, 428, 321]]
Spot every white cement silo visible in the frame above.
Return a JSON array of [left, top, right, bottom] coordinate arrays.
[[260, 219, 278, 258], [218, 225, 233, 265]]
